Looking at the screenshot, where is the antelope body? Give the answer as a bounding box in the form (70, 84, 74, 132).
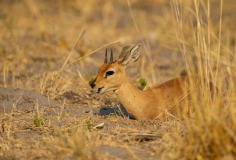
(90, 44, 211, 120)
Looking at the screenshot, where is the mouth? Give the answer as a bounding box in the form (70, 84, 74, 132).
(97, 87, 104, 94)
(96, 87, 117, 94)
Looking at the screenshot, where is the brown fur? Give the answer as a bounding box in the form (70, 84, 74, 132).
(91, 45, 216, 120)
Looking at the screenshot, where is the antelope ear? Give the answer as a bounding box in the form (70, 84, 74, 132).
(117, 44, 141, 65)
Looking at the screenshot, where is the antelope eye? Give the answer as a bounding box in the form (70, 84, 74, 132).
(105, 71, 114, 77)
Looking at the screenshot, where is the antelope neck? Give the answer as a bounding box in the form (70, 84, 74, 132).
(114, 72, 147, 119)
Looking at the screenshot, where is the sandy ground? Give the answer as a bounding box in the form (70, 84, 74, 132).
(0, 87, 173, 159)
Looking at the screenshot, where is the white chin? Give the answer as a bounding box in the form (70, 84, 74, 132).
(97, 88, 105, 94)
(97, 88, 116, 94)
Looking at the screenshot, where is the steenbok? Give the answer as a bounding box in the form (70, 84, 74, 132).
(90, 44, 216, 120)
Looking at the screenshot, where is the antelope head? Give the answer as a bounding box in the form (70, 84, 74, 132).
(90, 44, 141, 94)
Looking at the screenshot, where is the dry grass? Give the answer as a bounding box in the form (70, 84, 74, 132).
(0, 0, 236, 159)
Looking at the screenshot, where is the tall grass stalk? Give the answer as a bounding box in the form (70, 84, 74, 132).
(168, 0, 236, 159)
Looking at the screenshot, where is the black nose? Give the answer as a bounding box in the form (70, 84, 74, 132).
(91, 83, 95, 88)
(90, 81, 96, 88)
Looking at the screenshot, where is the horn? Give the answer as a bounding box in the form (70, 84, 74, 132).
(110, 49, 113, 64)
(104, 49, 108, 63)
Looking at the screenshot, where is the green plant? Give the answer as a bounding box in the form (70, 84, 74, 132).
(137, 78, 147, 90)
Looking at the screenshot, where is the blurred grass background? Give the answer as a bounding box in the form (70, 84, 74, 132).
(0, 0, 236, 90)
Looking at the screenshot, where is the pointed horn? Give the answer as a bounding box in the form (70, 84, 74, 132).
(104, 49, 107, 63)
(110, 49, 113, 64)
